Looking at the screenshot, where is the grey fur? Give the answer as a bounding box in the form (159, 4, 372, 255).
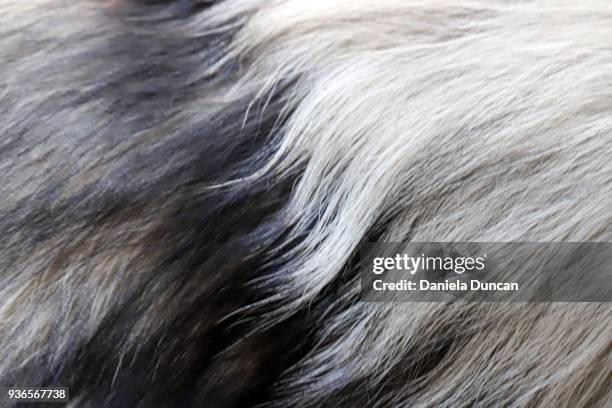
(0, 1, 610, 407)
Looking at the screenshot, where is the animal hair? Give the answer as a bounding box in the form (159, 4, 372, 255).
(0, 0, 610, 407)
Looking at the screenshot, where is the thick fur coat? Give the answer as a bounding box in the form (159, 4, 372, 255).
(0, 1, 610, 407)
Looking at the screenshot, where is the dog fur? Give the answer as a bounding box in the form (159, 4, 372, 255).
(0, 0, 610, 407)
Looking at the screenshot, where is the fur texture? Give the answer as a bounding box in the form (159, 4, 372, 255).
(0, 0, 610, 407)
